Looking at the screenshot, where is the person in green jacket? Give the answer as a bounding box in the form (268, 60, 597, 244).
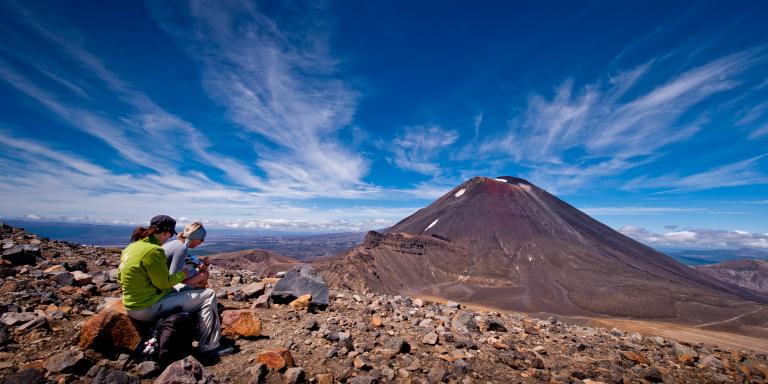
(118, 215, 232, 357)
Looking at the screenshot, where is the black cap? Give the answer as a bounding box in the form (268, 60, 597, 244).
(150, 215, 177, 235)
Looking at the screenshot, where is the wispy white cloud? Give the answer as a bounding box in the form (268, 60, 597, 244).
(749, 123, 768, 140)
(622, 154, 768, 193)
(620, 225, 768, 250)
(147, 1, 370, 197)
(580, 207, 701, 215)
(389, 125, 459, 175)
(472, 49, 765, 193)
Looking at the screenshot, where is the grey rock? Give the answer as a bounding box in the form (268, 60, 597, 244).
(2, 368, 45, 384)
(44, 349, 90, 374)
(52, 272, 76, 286)
(699, 355, 724, 370)
(137, 361, 160, 378)
(486, 319, 507, 332)
(1, 245, 38, 266)
(422, 332, 438, 345)
(96, 370, 140, 384)
(348, 375, 377, 384)
(384, 338, 411, 354)
(283, 367, 305, 384)
(100, 283, 120, 292)
(154, 356, 216, 384)
(271, 265, 329, 308)
(249, 362, 267, 383)
(427, 362, 448, 383)
(241, 282, 266, 298)
(643, 367, 663, 383)
(0, 323, 11, 345)
(451, 311, 479, 334)
(1, 311, 37, 326)
(453, 358, 470, 375)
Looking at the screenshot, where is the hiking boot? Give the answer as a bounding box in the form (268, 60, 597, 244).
(200, 346, 234, 359)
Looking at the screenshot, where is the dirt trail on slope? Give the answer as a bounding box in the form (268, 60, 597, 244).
(413, 294, 768, 354)
(589, 317, 768, 354)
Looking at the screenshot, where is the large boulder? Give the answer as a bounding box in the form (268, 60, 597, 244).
(220, 310, 262, 339)
(78, 300, 143, 354)
(1, 245, 39, 266)
(270, 265, 329, 309)
(154, 356, 216, 384)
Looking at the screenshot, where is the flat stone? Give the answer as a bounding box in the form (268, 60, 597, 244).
(44, 349, 89, 374)
(136, 361, 160, 378)
(44, 265, 67, 275)
(241, 282, 266, 298)
(1, 312, 37, 326)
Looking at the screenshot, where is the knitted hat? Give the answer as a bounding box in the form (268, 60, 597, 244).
(181, 222, 206, 246)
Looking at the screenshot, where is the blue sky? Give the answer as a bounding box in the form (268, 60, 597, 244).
(0, 1, 767, 250)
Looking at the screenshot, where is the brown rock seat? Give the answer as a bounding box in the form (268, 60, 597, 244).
(78, 300, 145, 354)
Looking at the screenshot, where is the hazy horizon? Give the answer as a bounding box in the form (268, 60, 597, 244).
(1, 1, 767, 251)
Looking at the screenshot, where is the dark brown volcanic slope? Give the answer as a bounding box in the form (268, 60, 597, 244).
(696, 259, 768, 294)
(317, 176, 768, 330)
(210, 248, 300, 276)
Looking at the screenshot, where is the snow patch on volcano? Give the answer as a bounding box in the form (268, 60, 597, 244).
(425, 219, 439, 231)
(494, 178, 508, 182)
(454, 188, 466, 197)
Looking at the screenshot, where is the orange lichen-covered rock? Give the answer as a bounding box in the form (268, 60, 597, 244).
(288, 294, 312, 311)
(78, 300, 141, 353)
(255, 348, 294, 372)
(220, 310, 262, 339)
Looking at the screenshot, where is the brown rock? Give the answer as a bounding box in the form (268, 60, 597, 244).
(77, 300, 142, 353)
(256, 349, 294, 372)
(0, 280, 18, 293)
(316, 373, 334, 384)
(44, 349, 88, 374)
(252, 293, 270, 309)
(289, 294, 312, 311)
(221, 310, 262, 339)
(58, 286, 80, 296)
(620, 351, 649, 365)
(370, 315, 383, 328)
(71, 270, 92, 286)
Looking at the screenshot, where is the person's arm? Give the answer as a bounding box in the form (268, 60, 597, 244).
(183, 270, 209, 287)
(167, 244, 187, 275)
(143, 249, 185, 290)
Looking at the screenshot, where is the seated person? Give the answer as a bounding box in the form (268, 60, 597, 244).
(117, 215, 232, 357)
(163, 221, 209, 288)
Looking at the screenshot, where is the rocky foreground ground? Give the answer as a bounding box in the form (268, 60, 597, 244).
(1, 223, 768, 384)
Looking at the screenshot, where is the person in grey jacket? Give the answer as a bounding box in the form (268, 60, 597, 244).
(163, 221, 209, 288)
